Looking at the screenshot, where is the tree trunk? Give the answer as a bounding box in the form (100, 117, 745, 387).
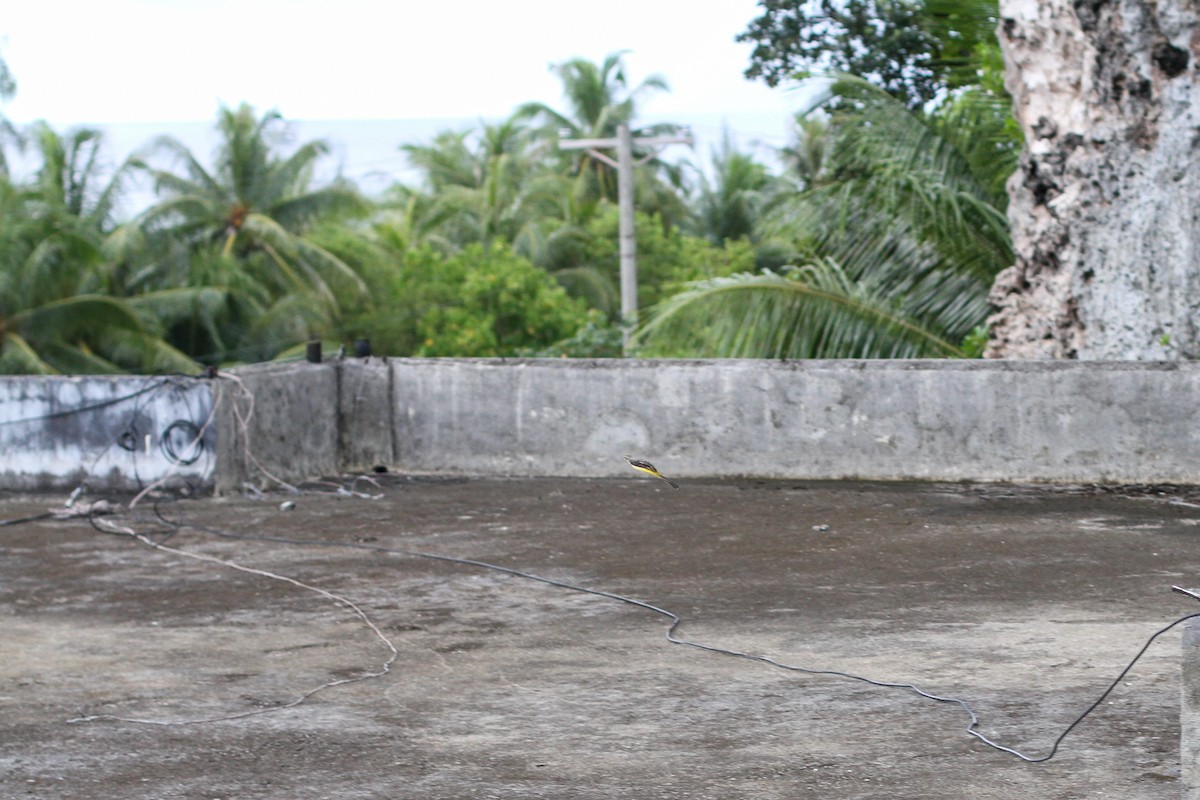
(987, 0, 1200, 359)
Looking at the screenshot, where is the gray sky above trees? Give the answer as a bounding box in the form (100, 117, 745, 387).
(2, 0, 786, 125)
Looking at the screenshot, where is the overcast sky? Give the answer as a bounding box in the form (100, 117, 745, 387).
(1, 0, 792, 126)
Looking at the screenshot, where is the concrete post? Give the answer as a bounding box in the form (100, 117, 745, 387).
(557, 127, 690, 354)
(1183, 618, 1200, 799)
(337, 358, 394, 473)
(615, 122, 637, 350)
(213, 362, 339, 494)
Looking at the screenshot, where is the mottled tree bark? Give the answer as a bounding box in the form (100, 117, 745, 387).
(988, 0, 1200, 359)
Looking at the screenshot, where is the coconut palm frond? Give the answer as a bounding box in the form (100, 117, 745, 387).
(31, 340, 123, 375)
(637, 263, 964, 359)
(90, 326, 201, 374)
(0, 332, 56, 375)
(550, 265, 619, 316)
(662, 72, 1017, 359)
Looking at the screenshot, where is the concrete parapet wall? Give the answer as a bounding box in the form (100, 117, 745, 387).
(213, 362, 340, 495)
(0, 375, 215, 491)
(5, 358, 1200, 491)
(337, 358, 395, 473)
(384, 358, 1200, 484)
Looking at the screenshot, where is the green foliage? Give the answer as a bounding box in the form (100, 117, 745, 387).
(329, 237, 590, 358)
(518, 50, 686, 214)
(410, 244, 588, 356)
(0, 24, 1019, 371)
(738, 0, 1003, 109)
(922, 0, 1008, 95)
(636, 262, 966, 359)
(0, 125, 198, 374)
(638, 75, 1015, 359)
(691, 128, 778, 245)
(960, 325, 989, 358)
(398, 114, 576, 256)
(0, 46, 16, 178)
(1, 291, 197, 375)
(581, 208, 758, 313)
(127, 103, 370, 364)
(521, 310, 625, 358)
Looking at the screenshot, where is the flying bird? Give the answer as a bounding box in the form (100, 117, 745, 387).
(624, 455, 679, 489)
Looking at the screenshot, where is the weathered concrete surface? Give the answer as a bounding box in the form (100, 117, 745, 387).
(337, 357, 394, 473)
(385, 358, 1200, 484)
(1184, 621, 1200, 799)
(2, 478, 1199, 799)
(214, 363, 339, 494)
(0, 376, 214, 491)
(9, 358, 1200, 494)
(990, 0, 1200, 359)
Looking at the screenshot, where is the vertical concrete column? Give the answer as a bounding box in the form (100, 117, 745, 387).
(1183, 618, 1200, 799)
(213, 363, 340, 494)
(337, 358, 395, 473)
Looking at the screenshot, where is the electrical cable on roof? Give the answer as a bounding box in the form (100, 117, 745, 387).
(0, 378, 177, 427)
(52, 497, 1197, 763)
(65, 512, 398, 727)
(0, 512, 55, 527)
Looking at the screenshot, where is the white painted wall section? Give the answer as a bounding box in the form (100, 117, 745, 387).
(0, 376, 216, 491)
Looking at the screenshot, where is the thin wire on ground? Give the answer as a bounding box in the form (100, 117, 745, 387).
(41, 497, 1200, 763)
(65, 513, 398, 727)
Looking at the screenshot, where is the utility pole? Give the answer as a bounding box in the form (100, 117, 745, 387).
(559, 124, 692, 352)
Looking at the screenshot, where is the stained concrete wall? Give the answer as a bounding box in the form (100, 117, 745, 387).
(337, 357, 395, 473)
(380, 358, 1200, 484)
(0, 375, 215, 491)
(7, 357, 1200, 492)
(213, 362, 340, 495)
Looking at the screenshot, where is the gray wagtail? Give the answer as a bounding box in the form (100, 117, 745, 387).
(624, 455, 679, 489)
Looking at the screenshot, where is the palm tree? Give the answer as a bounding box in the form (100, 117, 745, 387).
(0, 46, 18, 178)
(130, 103, 369, 363)
(778, 116, 831, 191)
(373, 184, 460, 255)
(636, 76, 1018, 359)
(518, 51, 683, 209)
(514, 52, 703, 318)
(395, 114, 619, 314)
(691, 128, 778, 246)
(399, 114, 566, 253)
(0, 124, 197, 374)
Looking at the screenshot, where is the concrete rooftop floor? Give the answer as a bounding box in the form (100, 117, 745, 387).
(3, 476, 1200, 799)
